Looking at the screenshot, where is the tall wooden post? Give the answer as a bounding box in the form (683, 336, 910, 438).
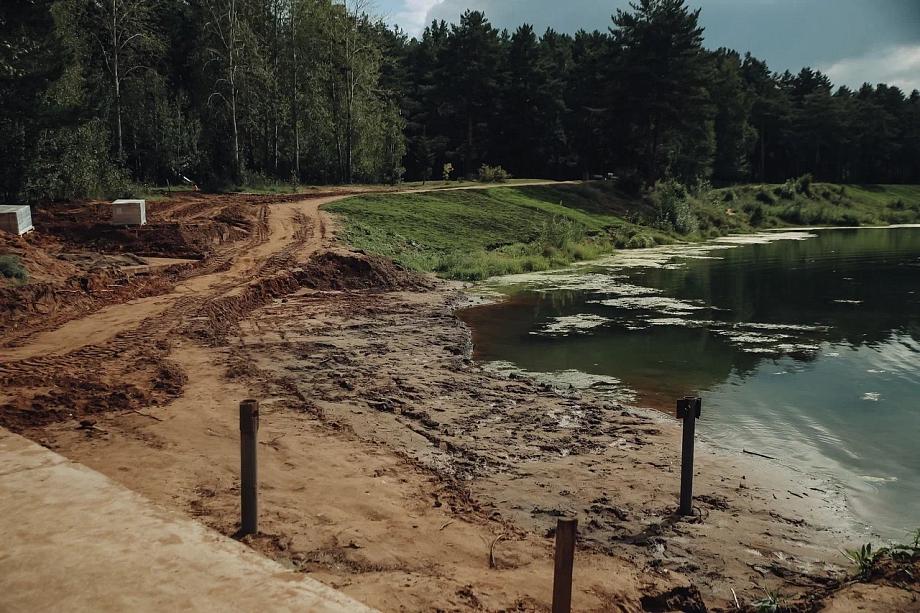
(240, 399, 260, 535)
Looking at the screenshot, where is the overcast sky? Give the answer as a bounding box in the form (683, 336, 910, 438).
(377, 0, 920, 93)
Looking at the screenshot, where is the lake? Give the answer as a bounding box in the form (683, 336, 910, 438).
(458, 227, 920, 538)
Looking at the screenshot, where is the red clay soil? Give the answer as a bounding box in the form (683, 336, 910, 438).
(0, 193, 279, 343)
(32, 203, 246, 259)
(0, 268, 180, 340)
(27, 191, 381, 259)
(0, 232, 80, 284)
(0, 248, 424, 433)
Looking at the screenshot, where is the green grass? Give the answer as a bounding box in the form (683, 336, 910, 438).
(0, 254, 29, 284)
(716, 183, 920, 229)
(325, 183, 672, 280)
(325, 180, 920, 281)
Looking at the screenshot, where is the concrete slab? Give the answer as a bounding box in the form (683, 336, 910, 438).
(0, 429, 377, 613)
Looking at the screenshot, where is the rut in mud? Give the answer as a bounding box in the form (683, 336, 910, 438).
(0, 249, 421, 432)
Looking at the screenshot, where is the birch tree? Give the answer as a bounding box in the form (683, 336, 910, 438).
(332, 0, 379, 183)
(89, 0, 163, 162)
(201, 0, 256, 178)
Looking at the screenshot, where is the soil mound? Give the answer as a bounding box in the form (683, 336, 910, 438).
(795, 557, 920, 613)
(0, 355, 185, 432)
(298, 251, 430, 292)
(190, 251, 430, 342)
(0, 233, 80, 285)
(39, 221, 238, 259)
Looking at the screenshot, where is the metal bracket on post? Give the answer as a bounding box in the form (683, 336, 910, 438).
(240, 399, 260, 536)
(676, 396, 701, 517)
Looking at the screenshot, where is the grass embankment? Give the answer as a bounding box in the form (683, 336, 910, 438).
(326, 183, 671, 280)
(717, 182, 920, 229)
(326, 180, 920, 281)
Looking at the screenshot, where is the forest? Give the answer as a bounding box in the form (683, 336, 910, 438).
(2, 0, 919, 203)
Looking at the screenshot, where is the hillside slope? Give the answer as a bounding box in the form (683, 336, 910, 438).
(325, 181, 920, 280)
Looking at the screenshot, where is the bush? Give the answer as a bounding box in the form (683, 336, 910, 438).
(749, 204, 765, 227)
(234, 169, 291, 193)
(537, 215, 586, 250)
(0, 255, 28, 284)
(777, 179, 797, 200)
(840, 213, 861, 226)
(755, 189, 776, 205)
(691, 178, 714, 201)
(888, 199, 906, 210)
(795, 173, 814, 196)
(610, 226, 658, 249)
(626, 233, 657, 249)
(654, 179, 699, 235)
(723, 190, 736, 202)
(477, 164, 510, 183)
(442, 163, 453, 182)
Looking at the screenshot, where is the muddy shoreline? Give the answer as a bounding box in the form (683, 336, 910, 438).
(233, 280, 865, 607)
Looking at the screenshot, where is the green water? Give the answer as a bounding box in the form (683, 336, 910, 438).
(458, 227, 920, 537)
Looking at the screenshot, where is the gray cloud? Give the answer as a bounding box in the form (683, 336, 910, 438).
(824, 44, 920, 93)
(420, 0, 920, 78)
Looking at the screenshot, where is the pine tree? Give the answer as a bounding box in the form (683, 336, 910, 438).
(441, 11, 503, 176)
(0, 0, 72, 201)
(710, 49, 757, 182)
(610, 0, 715, 182)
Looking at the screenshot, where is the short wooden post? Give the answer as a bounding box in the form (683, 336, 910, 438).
(552, 518, 578, 613)
(240, 399, 260, 535)
(677, 396, 702, 517)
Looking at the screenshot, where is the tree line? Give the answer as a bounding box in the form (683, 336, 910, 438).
(1, 0, 405, 201)
(2, 0, 919, 203)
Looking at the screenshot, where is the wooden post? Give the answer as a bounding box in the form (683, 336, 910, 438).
(240, 399, 259, 535)
(552, 518, 578, 613)
(677, 396, 702, 517)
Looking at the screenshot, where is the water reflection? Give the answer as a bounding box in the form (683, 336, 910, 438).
(458, 227, 920, 536)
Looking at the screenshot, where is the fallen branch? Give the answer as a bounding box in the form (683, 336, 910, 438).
(259, 433, 287, 447)
(438, 521, 454, 531)
(129, 409, 163, 422)
(743, 449, 776, 460)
